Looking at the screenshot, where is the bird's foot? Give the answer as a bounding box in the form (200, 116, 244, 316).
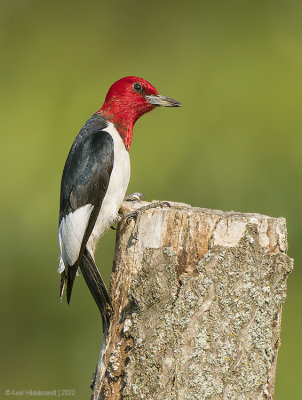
(123, 201, 171, 240)
(124, 192, 145, 202)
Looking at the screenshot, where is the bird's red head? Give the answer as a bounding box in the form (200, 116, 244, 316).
(98, 76, 181, 150)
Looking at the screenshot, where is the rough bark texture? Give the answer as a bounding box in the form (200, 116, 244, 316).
(92, 201, 293, 400)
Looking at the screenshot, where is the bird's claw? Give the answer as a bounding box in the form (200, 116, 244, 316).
(131, 231, 138, 241)
(124, 211, 140, 239)
(124, 192, 146, 202)
(126, 211, 138, 225)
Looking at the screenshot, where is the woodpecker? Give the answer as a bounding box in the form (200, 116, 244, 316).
(58, 76, 181, 331)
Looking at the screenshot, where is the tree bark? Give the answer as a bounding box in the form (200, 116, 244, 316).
(91, 201, 293, 400)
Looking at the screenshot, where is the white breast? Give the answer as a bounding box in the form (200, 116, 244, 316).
(87, 121, 130, 255)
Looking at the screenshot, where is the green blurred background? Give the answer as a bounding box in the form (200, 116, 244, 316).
(0, 0, 301, 398)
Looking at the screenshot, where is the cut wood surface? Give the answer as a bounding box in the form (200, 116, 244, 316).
(91, 201, 293, 400)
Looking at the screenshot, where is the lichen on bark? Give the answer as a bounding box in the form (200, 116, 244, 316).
(92, 202, 293, 400)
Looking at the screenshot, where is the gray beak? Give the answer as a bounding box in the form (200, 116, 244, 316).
(145, 94, 182, 107)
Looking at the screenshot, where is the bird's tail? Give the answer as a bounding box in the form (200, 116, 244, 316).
(80, 248, 112, 334)
(60, 265, 78, 304)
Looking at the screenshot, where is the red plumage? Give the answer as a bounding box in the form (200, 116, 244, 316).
(99, 76, 159, 150)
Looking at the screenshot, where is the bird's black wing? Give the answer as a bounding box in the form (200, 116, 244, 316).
(58, 120, 114, 302)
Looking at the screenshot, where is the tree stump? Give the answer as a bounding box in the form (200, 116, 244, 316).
(91, 201, 293, 400)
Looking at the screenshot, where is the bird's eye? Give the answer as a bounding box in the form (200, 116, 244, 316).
(133, 83, 143, 93)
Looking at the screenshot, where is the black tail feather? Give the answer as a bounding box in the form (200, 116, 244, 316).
(59, 266, 77, 302)
(66, 265, 78, 304)
(80, 248, 112, 333)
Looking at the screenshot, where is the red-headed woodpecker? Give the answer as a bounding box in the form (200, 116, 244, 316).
(58, 76, 181, 330)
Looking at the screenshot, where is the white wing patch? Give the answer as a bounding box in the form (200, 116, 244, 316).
(58, 204, 94, 270)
